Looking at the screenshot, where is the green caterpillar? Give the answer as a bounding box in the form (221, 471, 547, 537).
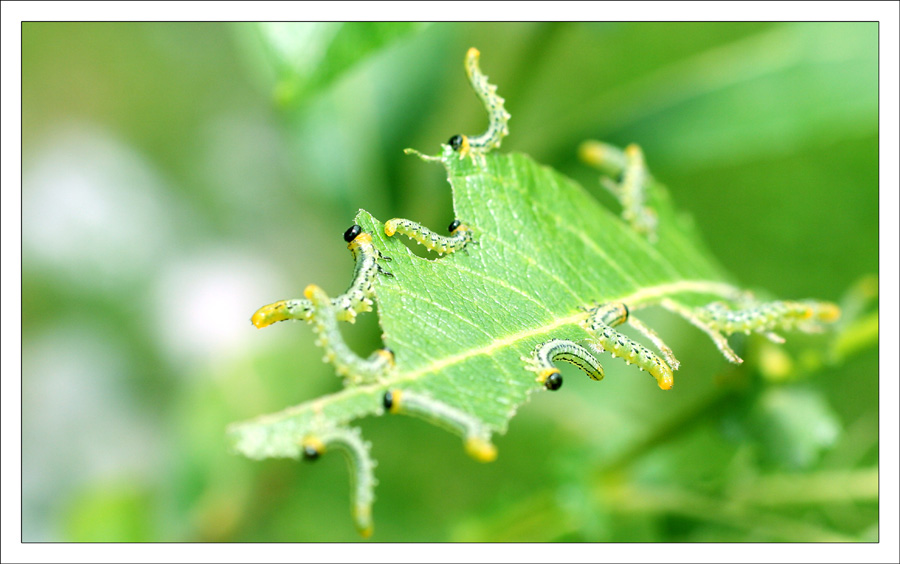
(382, 389, 496, 462)
(304, 284, 394, 385)
(447, 47, 511, 159)
(523, 339, 605, 391)
(384, 218, 473, 255)
(584, 302, 674, 390)
(251, 225, 389, 327)
(301, 426, 377, 538)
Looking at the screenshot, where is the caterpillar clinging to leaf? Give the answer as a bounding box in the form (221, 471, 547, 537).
(382, 389, 497, 462)
(235, 45, 844, 540)
(384, 218, 474, 255)
(696, 299, 841, 336)
(251, 225, 390, 327)
(447, 47, 511, 159)
(579, 141, 658, 242)
(583, 302, 675, 390)
(523, 339, 605, 390)
(301, 426, 377, 538)
(304, 283, 395, 385)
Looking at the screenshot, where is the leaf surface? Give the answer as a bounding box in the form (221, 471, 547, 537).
(228, 146, 741, 459)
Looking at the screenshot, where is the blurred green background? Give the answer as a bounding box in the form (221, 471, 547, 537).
(22, 22, 878, 542)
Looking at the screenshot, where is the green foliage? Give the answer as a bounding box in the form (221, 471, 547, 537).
(229, 144, 740, 455)
(61, 482, 155, 542)
(229, 33, 873, 537)
(241, 22, 425, 108)
(21, 22, 878, 543)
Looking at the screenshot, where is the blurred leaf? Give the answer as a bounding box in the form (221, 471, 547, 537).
(755, 342, 796, 382)
(551, 22, 877, 169)
(62, 482, 154, 542)
(250, 22, 425, 108)
(748, 386, 842, 470)
(832, 311, 879, 362)
(832, 274, 879, 362)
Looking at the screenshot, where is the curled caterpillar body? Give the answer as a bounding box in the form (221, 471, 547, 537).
(448, 47, 510, 159)
(382, 389, 496, 462)
(384, 218, 473, 255)
(696, 300, 841, 335)
(523, 339, 605, 390)
(579, 141, 657, 241)
(584, 303, 674, 390)
(250, 225, 387, 328)
(618, 145, 657, 239)
(304, 284, 394, 384)
(337, 226, 388, 317)
(301, 426, 376, 537)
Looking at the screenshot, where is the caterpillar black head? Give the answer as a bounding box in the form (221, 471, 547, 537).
(545, 372, 563, 391)
(448, 219, 461, 233)
(302, 444, 321, 461)
(382, 390, 395, 411)
(448, 134, 465, 152)
(344, 224, 362, 243)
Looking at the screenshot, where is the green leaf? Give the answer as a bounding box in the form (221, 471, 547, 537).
(247, 22, 425, 108)
(748, 386, 841, 470)
(227, 45, 843, 536)
(228, 145, 742, 460)
(543, 22, 877, 168)
(62, 482, 155, 542)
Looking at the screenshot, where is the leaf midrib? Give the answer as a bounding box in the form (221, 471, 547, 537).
(233, 279, 739, 431)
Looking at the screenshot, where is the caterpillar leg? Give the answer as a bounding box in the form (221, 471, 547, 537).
(305, 284, 394, 385)
(384, 218, 473, 255)
(522, 339, 605, 391)
(583, 302, 675, 390)
(382, 389, 497, 462)
(301, 426, 377, 538)
(250, 225, 387, 328)
(446, 48, 510, 160)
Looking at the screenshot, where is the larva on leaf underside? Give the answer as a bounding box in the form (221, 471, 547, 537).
(697, 300, 841, 336)
(523, 339, 604, 391)
(301, 426, 377, 538)
(382, 389, 497, 463)
(524, 302, 678, 392)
